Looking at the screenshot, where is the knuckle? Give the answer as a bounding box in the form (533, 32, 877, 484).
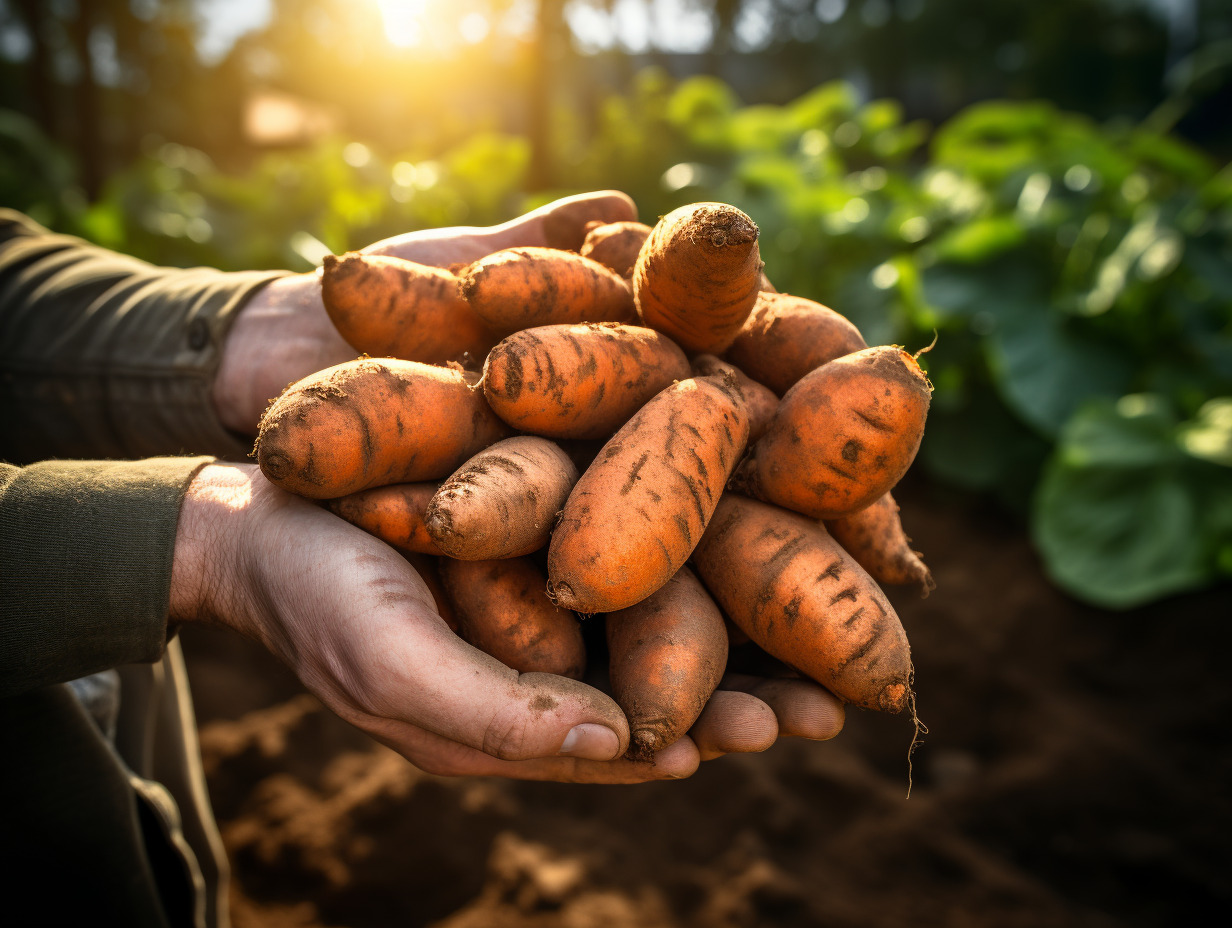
(481, 704, 535, 761)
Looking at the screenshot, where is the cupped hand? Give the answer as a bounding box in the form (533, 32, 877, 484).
(171, 464, 844, 783)
(212, 191, 638, 436)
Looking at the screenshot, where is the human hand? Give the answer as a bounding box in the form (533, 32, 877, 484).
(211, 191, 638, 436)
(171, 464, 844, 782)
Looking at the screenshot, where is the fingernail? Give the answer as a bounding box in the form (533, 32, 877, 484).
(558, 723, 621, 760)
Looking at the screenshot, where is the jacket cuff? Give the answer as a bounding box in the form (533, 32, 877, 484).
(0, 456, 212, 697)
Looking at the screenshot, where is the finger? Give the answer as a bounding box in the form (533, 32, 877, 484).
(721, 674, 846, 741)
(688, 689, 779, 762)
(264, 503, 632, 764)
(361, 191, 638, 266)
(362, 715, 701, 783)
(525, 190, 639, 250)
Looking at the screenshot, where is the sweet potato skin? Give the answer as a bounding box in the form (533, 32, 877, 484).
(425, 436, 579, 560)
(690, 354, 779, 444)
(633, 202, 762, 354)
(328, 482, 442, 554)
(733, 346, 931, 519)
(255, 359, 512, 499)
(460, 247, 636, 332)
(439, 556, 585, 679)
(724, 292, 867, 396)
(606, 567, 728, 760)
(693, 494, 912, 714)
(321, 252, 496, 366)
(579, 221, 652, 278)
(825, 492, 935, 596)
(547, 373, 750, 613)
(482, 323, 691, 440)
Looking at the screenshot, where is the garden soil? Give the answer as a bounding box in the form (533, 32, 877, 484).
(181, 479, 1231, 928)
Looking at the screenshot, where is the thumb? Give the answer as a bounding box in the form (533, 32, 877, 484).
(356, 616, 632, 763)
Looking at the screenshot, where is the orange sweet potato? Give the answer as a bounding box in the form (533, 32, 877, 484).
(328, 482, 442, 554)
(690, 354, 779, 444)
(481, 323, 691, 439)
(439, 556, 585, 679)
(579, 221, 652, 278)
(724, 291, 867, 396)
(547, 373, 750, 613)
(460, 247, 636, 332)
(693, 494, 912, 714)
(732, 346, 931, 519)
(321, 252, 496, 366)
(255, 359, 512, 499)
(825, 492, 935, 596)
(606, 566, 728, 760)
(633, 202, 762, 354)
(424, 436, 579, 559)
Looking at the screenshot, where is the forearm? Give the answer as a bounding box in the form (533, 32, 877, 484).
(0, 210, 287, 463)
(0, 456, 212, 697)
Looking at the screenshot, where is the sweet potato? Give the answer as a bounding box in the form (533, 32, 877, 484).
(460, 247, 636, 332)
(606, 567, 728, 760)
(547, 373, 750, 613)
(633, 202, 762, 354)
(255, 359, 512, 499)
(425, 436, 579, 559)
(328, 482, 442, 554)
(321, 252, 496, 366)
(724, 292, 867, 396)
(439, 557, 585, 679)
(482, 323, 691, 439)
(825, 492, 935, 596)
(579, 221, 652, 278)
(732, 346, 931, 519)
(690, 354, 778, 443)
(693, 494, 912, 714)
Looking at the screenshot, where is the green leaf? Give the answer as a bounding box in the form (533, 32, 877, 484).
(932, 217, 1025, 263)
(1033, 459, 1210, 609)
(1178, 397, 1232, 466)
(985, 305, 1135, 437)
(1058, 395, 1180, 469)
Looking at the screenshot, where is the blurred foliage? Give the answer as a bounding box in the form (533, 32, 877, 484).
(2, 70, 1231, 609)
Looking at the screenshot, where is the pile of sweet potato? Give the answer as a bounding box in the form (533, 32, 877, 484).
(255, 202, 933, 760)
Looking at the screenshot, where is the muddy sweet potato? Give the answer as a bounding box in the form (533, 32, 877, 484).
(255, 359, 512, 499)
(693, 494, 912, 714)
(481, 323, 691, 439)
(579, 221, 653, 278)
(439, 557, 585, 679)
(460, 247, 635, 332)
(731, 346, 931, 519)
(825, 492, 935, 596)
(724, 292, 867, 396)
(633, 203, 762, 354)
(328, 482, 442, 554)
(321, 252, 496, 366)
(606, 567, 728, 760)
(425, 437, 579, 560)
(547, 373, 750, 613)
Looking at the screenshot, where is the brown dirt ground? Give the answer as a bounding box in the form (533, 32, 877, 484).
(180, 480, 1232, 928)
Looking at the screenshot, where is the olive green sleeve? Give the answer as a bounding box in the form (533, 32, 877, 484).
(0, 209, 289, 465)
(0, 456, 212, 698)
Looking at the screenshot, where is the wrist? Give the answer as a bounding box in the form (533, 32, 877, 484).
(212, 272, 353, 436)
(169, 463, 260, 631)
